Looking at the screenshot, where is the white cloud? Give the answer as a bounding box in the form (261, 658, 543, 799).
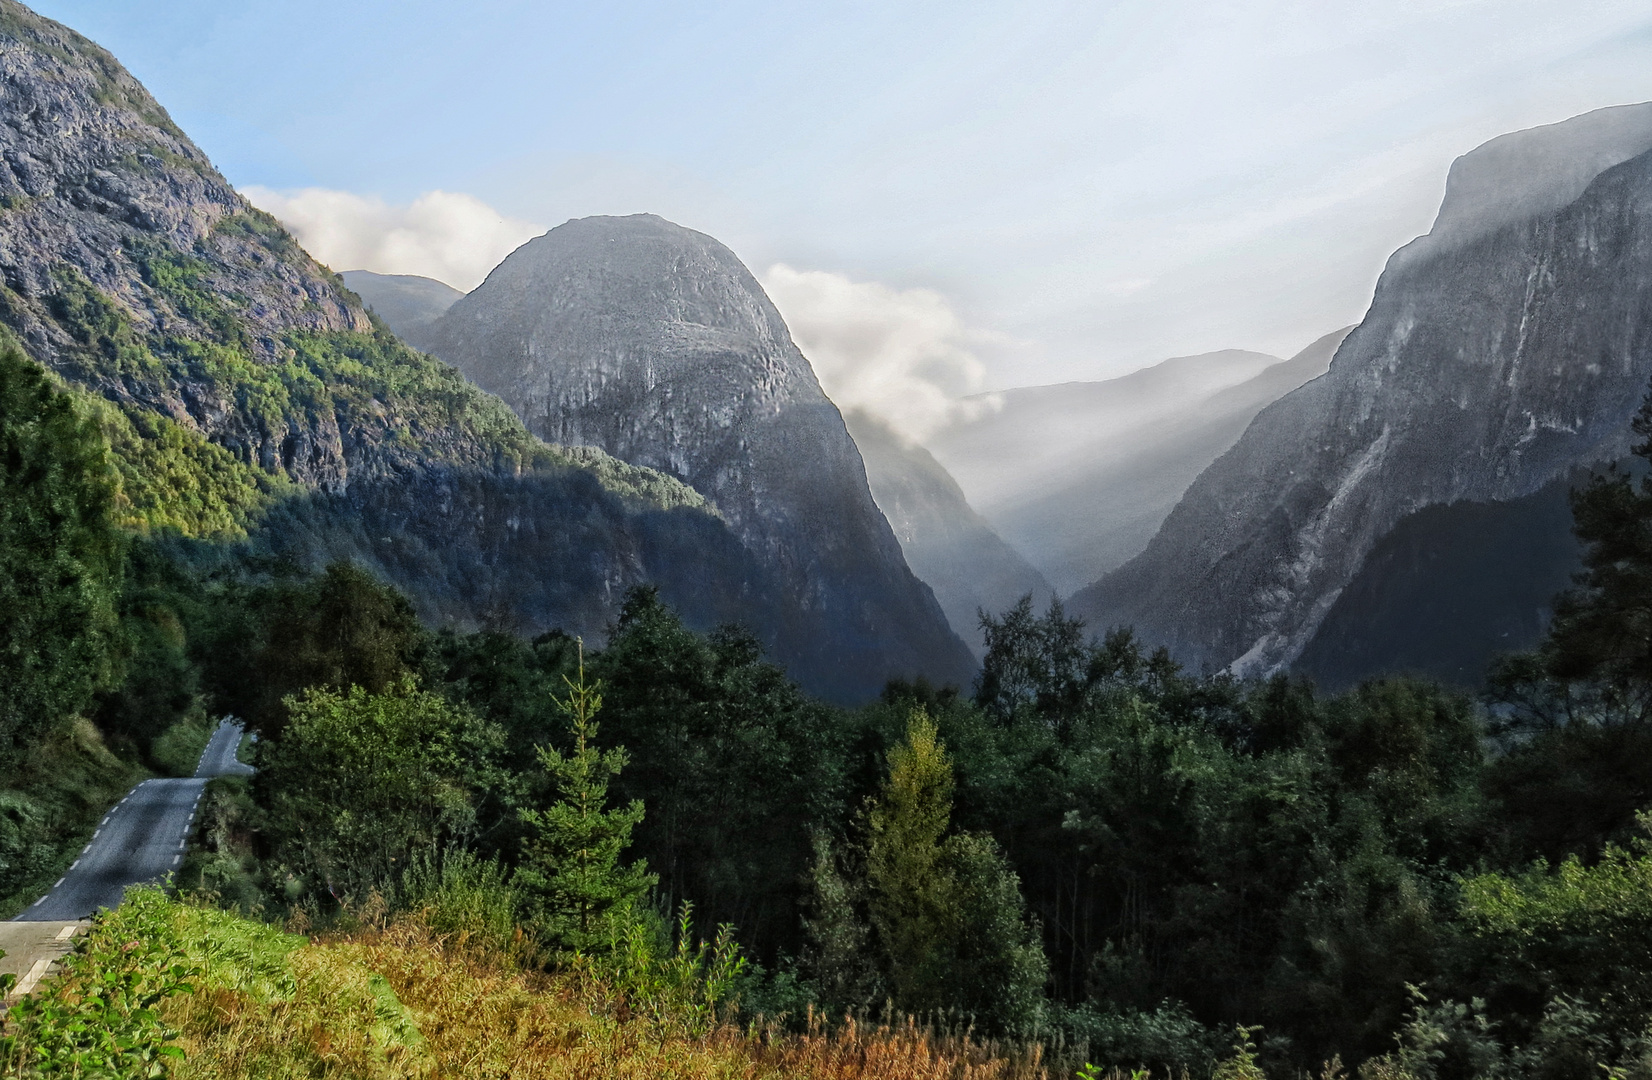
(239, 187, 543, 291)
(763, 264, 1000, 444)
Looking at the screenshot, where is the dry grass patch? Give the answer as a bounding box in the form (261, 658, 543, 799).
(168, 915, 1051, 1080)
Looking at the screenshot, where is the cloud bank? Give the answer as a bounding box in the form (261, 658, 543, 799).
(240, 187, 542, 291)
(763, 264, 999, 445)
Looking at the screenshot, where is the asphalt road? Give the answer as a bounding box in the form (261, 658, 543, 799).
(14, 719, 252, 923)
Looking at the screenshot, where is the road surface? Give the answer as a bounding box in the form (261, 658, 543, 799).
(2, 719, 252, 987)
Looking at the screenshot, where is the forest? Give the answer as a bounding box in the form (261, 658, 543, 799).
(6, 334, 1652, 1080)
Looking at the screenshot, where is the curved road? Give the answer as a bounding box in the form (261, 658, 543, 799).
(18, 719, 252, 922)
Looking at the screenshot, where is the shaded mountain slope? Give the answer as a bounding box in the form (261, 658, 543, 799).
(0, 0, 867, 694)
(843, 409, 1052, 655)
(421, 214, 976, 695)
(1073, 103, 1652, 677)
(1293, 478, 1582, 691)
(340, 270, 463, 348)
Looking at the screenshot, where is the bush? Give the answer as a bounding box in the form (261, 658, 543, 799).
(0, 885, 198, 1078)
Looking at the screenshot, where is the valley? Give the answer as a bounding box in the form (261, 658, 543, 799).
(1, 2, 1651, 1078)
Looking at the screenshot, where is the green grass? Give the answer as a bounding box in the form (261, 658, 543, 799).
(1, 890, 1058, 1080)
(150, 712, 217, 778)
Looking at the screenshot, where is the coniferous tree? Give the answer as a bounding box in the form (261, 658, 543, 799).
(519, 643, 655, 954)
(862, 708, 1048, 1034)
(1540, 379, 1652, 716)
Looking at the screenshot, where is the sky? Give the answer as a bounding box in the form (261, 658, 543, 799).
(29, 0, 1652, 400)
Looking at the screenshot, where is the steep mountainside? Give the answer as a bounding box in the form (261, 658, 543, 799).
(927, 341, 1341, 594)
(340, 270, 462, 347)
(1072, 103, 1652, 676)
(843, 409, 1052, 655)
(422, 214, 976, 694)
(0, 0, 871, 696)
(1293, 479, 1582, 690)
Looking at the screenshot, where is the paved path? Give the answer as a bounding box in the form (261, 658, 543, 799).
(2, 720, 253, 987)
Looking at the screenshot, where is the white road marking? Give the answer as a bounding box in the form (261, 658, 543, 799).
(52, 878, 63, 888)
(54, 925, 76, 940)
(13, 956, 54, 997)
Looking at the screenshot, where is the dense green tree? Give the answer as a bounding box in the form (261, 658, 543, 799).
(205, 560, 428, 736)
(92, 538, 205, 759)
(518, 646, 655, 954)
(1539, 384, 1652, 711)
(592, 586, 849, 957)
(862, 709, 1048, 1034)
(1461, 823, 1652, 1033)
(0, 347, 125, 759)
(259, 678, 502, 902)
(1482, 380, 1652, 862)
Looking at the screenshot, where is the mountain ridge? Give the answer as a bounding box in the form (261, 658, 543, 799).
(1071, 103, 1652, 677)
(926, 338, 1341, 594)
(0, 0, 918, 702)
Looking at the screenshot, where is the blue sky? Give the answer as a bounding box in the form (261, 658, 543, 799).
(29, 0, 1652, 392)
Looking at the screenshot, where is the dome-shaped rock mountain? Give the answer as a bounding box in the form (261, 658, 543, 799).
(423, 214, 977, 698)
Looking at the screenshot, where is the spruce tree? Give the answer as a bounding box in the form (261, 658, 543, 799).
(519, 642, 655, 954)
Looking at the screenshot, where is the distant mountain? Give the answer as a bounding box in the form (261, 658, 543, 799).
(0, 0, 871, 696)
(340, 270, 463, 346)
(843, 409, 1053, 655)
(421, 214, 977, 697)
(1072, 102, 1652, 682)
(927, 341, 1342, 595)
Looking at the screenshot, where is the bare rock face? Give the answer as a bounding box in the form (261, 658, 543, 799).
(0, 1, 376, 490)
(1071, 103, 1652, 677)
(423, 214, 977, 695)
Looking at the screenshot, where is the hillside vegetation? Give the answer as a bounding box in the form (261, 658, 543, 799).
(11, 372, 1652, 1080)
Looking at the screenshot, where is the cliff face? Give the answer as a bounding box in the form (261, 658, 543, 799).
(422, 214, 977, 695)
(843, 409, 1052, 656)
(1071, 103, 1652, 676)
(0, 0, 854, 685)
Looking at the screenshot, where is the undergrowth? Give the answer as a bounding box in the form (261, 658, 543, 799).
(0, 718, 147, 917)
(148, 711, 216, 779)
(0, 886, 1079, 1080)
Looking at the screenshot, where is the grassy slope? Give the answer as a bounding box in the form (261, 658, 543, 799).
(4, 892, 1053, 1079)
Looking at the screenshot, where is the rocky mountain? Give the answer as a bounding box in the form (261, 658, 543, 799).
(340, 270, 462, 347)
(842, 409, 1052, 655)
(0, 0, 907, 701)
(420, 213, 977, 694)
(926, 341, 1342, 594)
(1072, 102, 1652, 680)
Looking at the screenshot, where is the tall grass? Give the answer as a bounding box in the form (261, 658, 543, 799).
(2, 885, 1172, 1079)
(168, 916, 1058, 1079)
